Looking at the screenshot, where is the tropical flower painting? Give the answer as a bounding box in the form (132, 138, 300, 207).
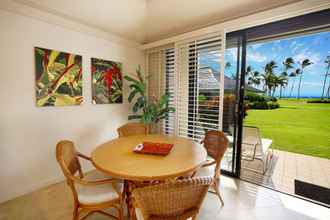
(35, 47, 83, 107)
(91, 58, 123, 104)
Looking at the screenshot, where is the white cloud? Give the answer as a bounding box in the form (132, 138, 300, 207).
(293, 51, 321, 64)
(247, 52, 267, 63)
(226, 48, 237, 60)
(289, 40, 305, 54)
(249, 43, 263, 50)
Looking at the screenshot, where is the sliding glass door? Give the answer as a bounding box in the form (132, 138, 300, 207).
(221, 32, 247, 176)
(230, 9, 330, 206)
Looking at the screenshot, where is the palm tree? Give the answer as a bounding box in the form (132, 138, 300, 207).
(268, 75, 287, 97)
(245, 65, 252, 75)
(271, 75, 279, 97)
(262, 61, 277, 96)
(279, 72, 287, 98)
(297, 59, 313, 99)
(283, 57, 295, 70)
(225, 62, 235, 79)
(245, 65, 261, 88)
(281, 57, 294, 97)
(289, 68, 300, 97)
(225, 61, 232, 69)
(277, 75, 288, 97)
(248, 71, 261, 88)
(321, 56, 330, 99)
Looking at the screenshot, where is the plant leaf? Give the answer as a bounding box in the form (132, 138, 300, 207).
(133, 96, 145, 113)
(124, 75, 140, 84)
(128, 115, 142, 120)
(128, 89, 139, 103)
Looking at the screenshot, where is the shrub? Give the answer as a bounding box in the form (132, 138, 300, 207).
(248, 101, 280, 110)
(268, 97, 278, 102)
(245, 92, 279, 110)
(245, 92, 266, 102)
(268, 101, 280, 109)
(248, 101, 268, 109)
(245, 92, 277, 102)
(307, 99, 330, 104)
(198, 94, 207, 103)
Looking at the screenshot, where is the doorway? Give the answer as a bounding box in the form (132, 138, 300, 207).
(223, 9, 330, 206)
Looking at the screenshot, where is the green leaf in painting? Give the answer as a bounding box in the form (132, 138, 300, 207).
(54, 94, 78, 106)
(37, 94, 51, 107)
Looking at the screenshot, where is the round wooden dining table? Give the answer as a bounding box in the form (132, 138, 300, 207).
(91, 134, 207, 181)
(91, 134, 207, 219)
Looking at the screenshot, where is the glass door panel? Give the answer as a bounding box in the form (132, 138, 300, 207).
(221, 33, 246, 176)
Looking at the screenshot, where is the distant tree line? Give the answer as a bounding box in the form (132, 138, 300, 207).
(226, 55, 330, 99)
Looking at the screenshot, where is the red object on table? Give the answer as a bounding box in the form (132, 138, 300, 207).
(133, 142, 174, 156)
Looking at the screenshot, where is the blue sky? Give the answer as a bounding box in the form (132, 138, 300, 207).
(200, 31, 330, 97)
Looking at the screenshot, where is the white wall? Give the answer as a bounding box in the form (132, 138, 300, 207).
(0, 9, 145, 203)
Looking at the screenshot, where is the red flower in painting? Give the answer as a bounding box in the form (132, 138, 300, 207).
(104, 64, 121, 90)
(104, 69, 113, 90)
(91, 65, 96, 74)
(112, 64, 122, 80)
(43, 50, 49, 69)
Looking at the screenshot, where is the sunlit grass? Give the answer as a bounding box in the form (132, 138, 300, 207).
(244, 99, 330, 159)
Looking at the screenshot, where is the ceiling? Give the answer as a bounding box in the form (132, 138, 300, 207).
(11, 0, 301, 44)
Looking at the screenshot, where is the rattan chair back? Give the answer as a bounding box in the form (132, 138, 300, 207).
(117, 122, 148, 137)
(202, 130, 229, 163)
(132, 177, 213, 220)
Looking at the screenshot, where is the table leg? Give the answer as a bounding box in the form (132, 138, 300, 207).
(124, 180, 137, 220)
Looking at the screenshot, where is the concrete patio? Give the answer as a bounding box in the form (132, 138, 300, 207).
(240, 149, 330, 197)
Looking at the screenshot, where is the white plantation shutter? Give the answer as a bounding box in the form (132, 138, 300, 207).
(147, 51, 162, 101)
(147, 47, 175, 134)
(175, 33, 225, 141)
(164, 48, 175, 134)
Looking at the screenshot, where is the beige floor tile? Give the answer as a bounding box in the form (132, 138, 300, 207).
(1, 174, 329, 220)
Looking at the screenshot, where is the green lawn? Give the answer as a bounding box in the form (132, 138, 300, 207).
(244, 99, 330, 159)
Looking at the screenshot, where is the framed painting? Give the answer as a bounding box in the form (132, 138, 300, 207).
(35, 47, 83, 107)
(91, 58, 123, 104)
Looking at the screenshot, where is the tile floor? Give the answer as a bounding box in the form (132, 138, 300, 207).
(240, 150, 330, 196)
(0, 170, 329, 220)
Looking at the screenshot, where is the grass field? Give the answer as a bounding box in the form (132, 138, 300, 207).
(244, 99, 330, 159)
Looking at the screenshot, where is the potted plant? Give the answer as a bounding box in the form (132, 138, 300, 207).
(124, 67, 175, 133)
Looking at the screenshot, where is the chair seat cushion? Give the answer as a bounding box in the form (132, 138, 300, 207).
(194, 165, 215, 178)
(76, 171, 123, 205)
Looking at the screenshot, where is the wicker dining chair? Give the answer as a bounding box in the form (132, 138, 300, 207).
(56, 140, 124, 220)
(193, 130, 229, 206)
(132, 177, 213, 220)
(117, 122, 149, 137)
